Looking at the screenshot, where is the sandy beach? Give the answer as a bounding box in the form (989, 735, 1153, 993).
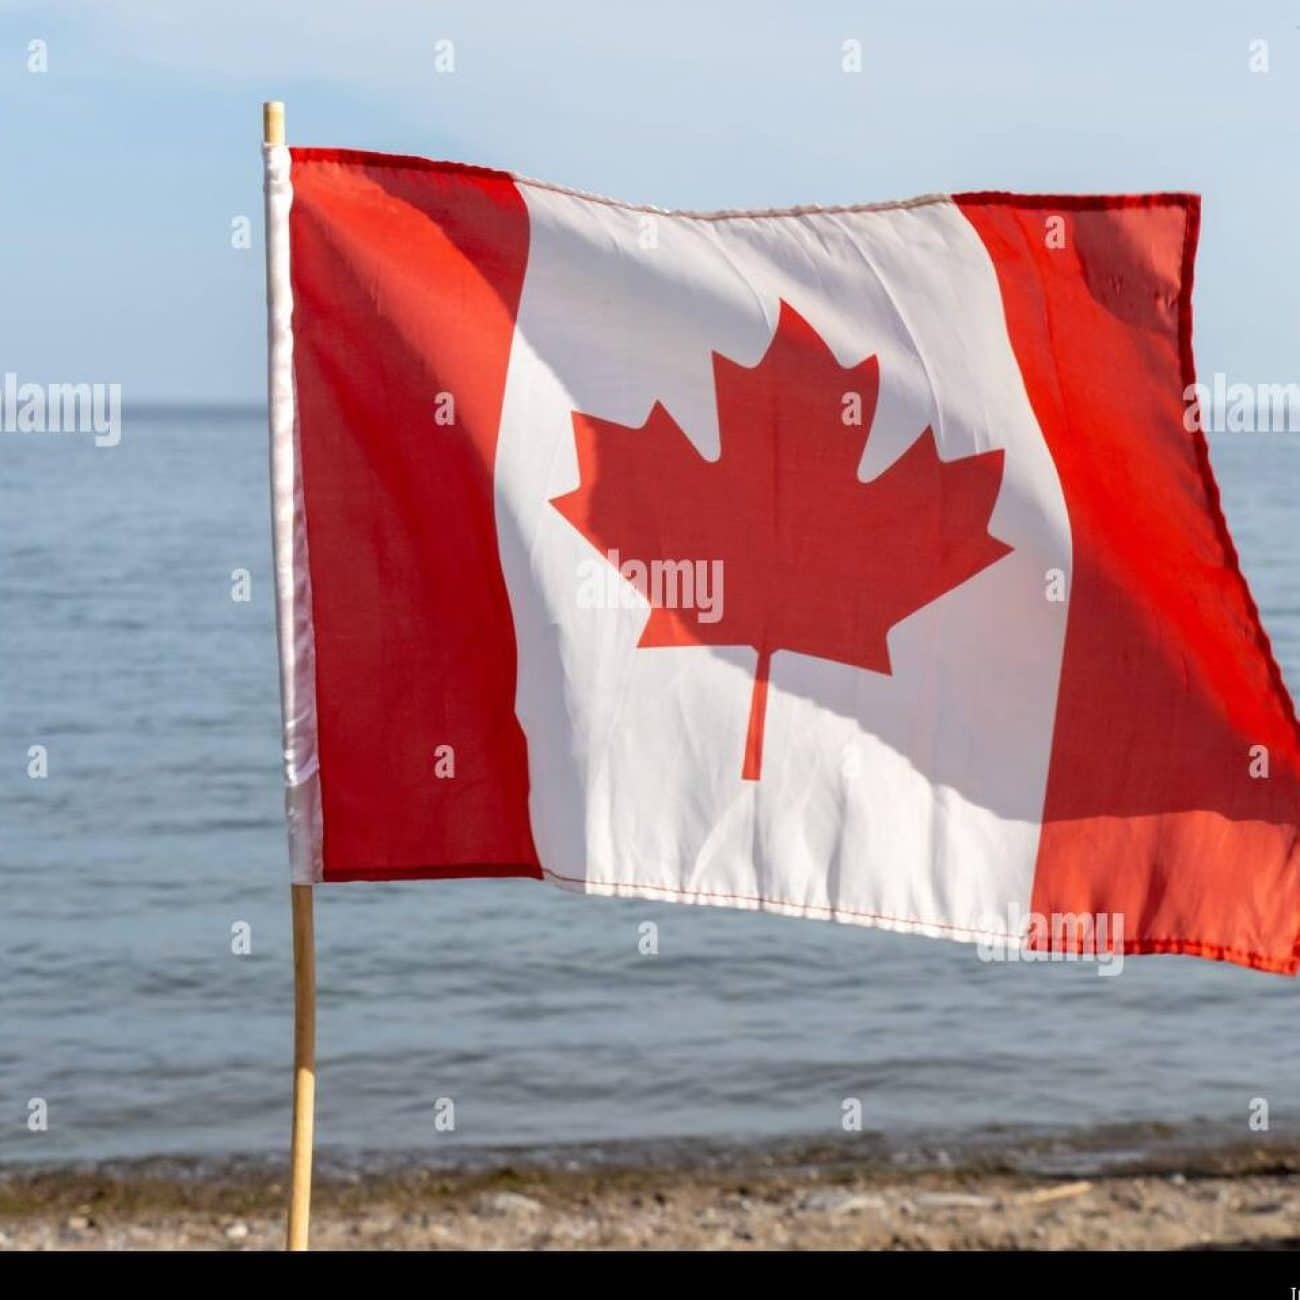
(4, 1141, 1298, 1251)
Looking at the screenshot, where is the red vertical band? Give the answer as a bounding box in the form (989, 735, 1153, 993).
(959, 192, 1300, 972)
(289, 150, 540, 882)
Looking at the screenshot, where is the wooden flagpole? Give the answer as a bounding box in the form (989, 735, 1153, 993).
(288, 879, 316, 1250)
(263, 97, 317, 1253)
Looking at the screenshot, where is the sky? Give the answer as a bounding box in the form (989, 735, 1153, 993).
(0, 0, 1296, 404)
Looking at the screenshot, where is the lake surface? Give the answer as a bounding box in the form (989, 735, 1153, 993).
(2, 413, 1299, 1169)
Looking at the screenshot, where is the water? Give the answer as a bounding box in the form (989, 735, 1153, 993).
(2, 413, 1299, 1170)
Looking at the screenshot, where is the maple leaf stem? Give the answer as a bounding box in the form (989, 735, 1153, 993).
(742, 647, 772, 782)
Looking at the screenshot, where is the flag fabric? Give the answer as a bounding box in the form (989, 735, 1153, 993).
(263, 145, 1300, 973)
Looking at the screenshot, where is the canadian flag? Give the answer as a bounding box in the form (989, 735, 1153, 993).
(265, 146, 1300, 973)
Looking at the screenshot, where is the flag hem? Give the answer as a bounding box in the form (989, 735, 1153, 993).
(287, 146, 952, 220)
(541, 870, 1298, 974)
(544, 868, 1024, 942)
(265, 142, 324, 884)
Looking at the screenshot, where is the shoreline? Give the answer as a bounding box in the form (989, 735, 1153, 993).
(4, 1135, 1298, 1250)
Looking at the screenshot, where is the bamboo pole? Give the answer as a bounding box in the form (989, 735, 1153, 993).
(263, 97, 317, 1253)
(263, 98, 285, 153)
(287, 881, 316, 1250)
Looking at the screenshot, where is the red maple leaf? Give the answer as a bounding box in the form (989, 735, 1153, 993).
(551, 300, 1012, 781)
